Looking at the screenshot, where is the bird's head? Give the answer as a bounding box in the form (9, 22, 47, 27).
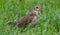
(32, 5, 42, 16)
(33, 5, 42, 11)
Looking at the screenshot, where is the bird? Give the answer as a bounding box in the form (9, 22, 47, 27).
(7, 5, 42, 28)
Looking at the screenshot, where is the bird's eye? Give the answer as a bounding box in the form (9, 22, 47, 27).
(36, 7, 38, 9)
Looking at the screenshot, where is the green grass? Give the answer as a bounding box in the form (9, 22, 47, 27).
(0, 0, 60, 35)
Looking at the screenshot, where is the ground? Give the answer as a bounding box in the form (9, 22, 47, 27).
(0, 0, 60, 35)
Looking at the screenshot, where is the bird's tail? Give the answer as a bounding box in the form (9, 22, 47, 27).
(7, 20, 18, 25)
(7, 21, 16, 25)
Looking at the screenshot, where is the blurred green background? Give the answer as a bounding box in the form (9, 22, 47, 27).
(0, 0, 60, 35)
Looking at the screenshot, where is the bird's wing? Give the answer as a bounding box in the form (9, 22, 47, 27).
(18, 15, 34, 27)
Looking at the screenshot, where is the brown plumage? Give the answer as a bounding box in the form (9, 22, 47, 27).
(7, 5, 42, 28)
